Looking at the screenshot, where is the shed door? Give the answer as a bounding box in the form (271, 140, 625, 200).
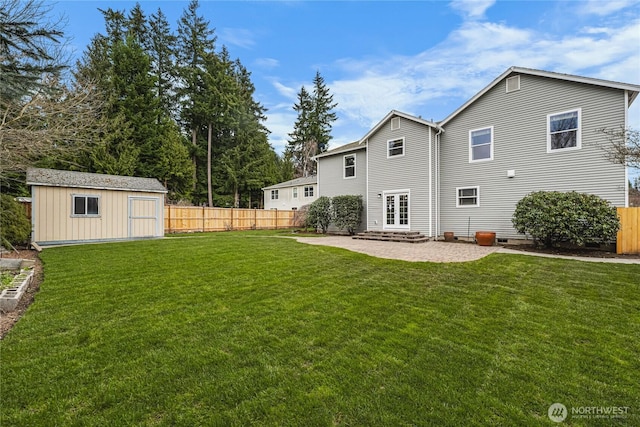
(128, 197, 160, 238)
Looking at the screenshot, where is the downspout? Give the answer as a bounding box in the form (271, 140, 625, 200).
(435, 127, 443, 238)
(428, 128, 432, 237)
(624, 90, 629, 208)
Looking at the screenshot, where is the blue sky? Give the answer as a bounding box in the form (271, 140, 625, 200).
(51, 0, 640, 156)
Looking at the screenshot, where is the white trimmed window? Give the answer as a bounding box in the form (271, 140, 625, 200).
(304, 186, 314, 197)
(469, 126, 493, 162)
(271, 190, 279, 200)
(344, 154, 356, 178)
(72, 194, 100, 216)
(548, 108, 581, 152)
(456, 187, 479, 207)
(292, 187, 298, 198)
(387, 137, 405, 158)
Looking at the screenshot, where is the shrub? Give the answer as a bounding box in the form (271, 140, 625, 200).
(0, 194, 31, 248)
(306, 196, 332, 233)
(512, 191, 620, 248)
(332, 195, 363, 235)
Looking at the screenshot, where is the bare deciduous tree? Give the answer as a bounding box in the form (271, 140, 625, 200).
(596, 126, 640, 169)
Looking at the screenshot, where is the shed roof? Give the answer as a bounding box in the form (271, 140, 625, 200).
(26, 168, 167, 193)
(262, 175, 317, 190)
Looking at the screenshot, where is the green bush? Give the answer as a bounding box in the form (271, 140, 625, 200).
(332, 195, 363, 235)
(0, 194, 31, 248)
(306, 196, 332, 234)
(512, 191, 620, 248)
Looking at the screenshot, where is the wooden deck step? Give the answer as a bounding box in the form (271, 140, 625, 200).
(352, 231, 430, 243)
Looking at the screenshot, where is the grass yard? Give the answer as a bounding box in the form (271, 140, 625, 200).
(0, 231, 638, 426)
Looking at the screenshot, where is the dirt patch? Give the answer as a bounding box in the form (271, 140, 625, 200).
(0, 249, 43, 339)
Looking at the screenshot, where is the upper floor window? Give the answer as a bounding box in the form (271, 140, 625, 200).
(304, 186, 314, 197)
(271, 189, 279, 200)
(72, 195, 99, 216)
(548, 108, 581, 152)
(344, 154, 355, 178)
(292, 187, 298, 198)
(387, 137, 405, 158)
(469, 127, 493, 162)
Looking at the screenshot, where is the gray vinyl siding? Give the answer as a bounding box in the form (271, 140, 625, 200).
(439, 73, 628, 240)
(367, 118, 436, 236)
(317, 147, 367, 232)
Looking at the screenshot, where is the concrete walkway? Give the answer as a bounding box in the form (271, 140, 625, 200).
(292, 236, 640, 264)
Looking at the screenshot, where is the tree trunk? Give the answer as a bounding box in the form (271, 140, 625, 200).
(234, 187, 239, 208)
(207, 123, 213, 207)
(191, 128, 197, 191)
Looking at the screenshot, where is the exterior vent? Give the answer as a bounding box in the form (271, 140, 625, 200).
(390, 117, 401, 130)
(506, 75, 520, 93)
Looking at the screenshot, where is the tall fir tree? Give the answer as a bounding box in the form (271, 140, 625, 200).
(286, 71, 337, 177)
(148, 8, 178, 122)
(176, 0, 216, 196)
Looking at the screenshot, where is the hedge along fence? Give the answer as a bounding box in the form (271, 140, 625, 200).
(165, 206, 296, 233)
(617, 207, 640, 254)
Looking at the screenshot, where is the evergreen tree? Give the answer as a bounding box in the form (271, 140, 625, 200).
(286, 71, 337, 177)
(311, 71, 338, 153)
(176, 0, 216, 194)
(148, 8, 178, 122)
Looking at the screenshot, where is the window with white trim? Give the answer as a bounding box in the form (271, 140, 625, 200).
(292, 187, 298, 198)
(72, 194, 100, 216)
(469, 126, 493, 162)
(304, 186, 314, 197)
(271, 189, 279, 200)
(387, 137, 404, 158)
(548, 108, 581, 152)
(456, 187, 479, 207)
(344, 154, 355, 178)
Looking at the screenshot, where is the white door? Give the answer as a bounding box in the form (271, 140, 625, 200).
(384, 192, 409, 229)
(128, 197, 160, 238)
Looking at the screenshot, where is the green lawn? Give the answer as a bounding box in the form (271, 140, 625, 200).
(1, 231, 638, 426)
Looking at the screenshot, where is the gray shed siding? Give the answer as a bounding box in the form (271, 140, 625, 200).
(318, 147, 368, 232)
(439, 73, 628, 239)
(367, 117, 436, 236)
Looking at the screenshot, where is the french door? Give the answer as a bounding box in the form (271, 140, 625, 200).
(384, 192, 409, 229)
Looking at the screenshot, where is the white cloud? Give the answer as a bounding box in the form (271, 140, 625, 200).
(218, 27, 255, 49)
(579, 0, 639, 16)
(449, 0, 496, 20)
(254, 57, 280, 69)
(324, 17, 640, 129)
(271, 80, 299, 101)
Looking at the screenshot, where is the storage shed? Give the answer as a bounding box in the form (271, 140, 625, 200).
(26, 168, 167, 246)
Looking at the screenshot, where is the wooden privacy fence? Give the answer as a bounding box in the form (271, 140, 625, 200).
(617, 207, 639, 254)
(165, 206, 297, 233)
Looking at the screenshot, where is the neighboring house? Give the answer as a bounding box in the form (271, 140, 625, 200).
(316, 66, 640, 240)
(262, 175, 318, 210)
(27, 168, 167, 246)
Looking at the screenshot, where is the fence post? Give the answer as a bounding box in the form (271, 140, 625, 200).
(275, 209, 278, 230)
(167, 205, 171, 234)
(202, 206, 205, 233)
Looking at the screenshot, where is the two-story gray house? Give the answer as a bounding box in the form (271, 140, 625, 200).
(315, 66, 640, 240)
